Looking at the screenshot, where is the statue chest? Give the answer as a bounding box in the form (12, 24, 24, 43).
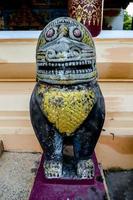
(37, 84, 96, 136)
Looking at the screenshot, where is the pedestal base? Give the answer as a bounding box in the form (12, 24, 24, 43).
(29, 153, 108, 200)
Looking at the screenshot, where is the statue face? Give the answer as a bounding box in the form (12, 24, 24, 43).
(36, 17, 97, 84)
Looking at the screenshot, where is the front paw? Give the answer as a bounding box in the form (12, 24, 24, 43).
(77, 159, 94, 179)
(44, 160, 62, 178)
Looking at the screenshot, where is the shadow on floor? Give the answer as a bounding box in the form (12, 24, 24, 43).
(105, 170, 133, 200)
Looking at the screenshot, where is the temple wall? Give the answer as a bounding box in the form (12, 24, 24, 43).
(0, 31, 133, 169)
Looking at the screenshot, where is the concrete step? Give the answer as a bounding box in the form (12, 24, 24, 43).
(0, 81, 133, 169)
(0, 36, 133, 81)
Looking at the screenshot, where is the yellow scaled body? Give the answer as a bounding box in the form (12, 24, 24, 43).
(38, 84, 96, 136)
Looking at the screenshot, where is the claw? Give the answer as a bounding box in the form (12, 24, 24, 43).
(44, 160, 62, 178)
(77, 159, 94, 179)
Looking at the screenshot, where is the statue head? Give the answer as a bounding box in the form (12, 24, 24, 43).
(36, 17, 97, 84)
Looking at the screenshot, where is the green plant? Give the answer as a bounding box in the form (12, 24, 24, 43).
(123, 10, 132, 30)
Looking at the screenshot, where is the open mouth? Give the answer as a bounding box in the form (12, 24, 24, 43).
(36, 38, 96, 83)
(38, 63, 94, 75)
(37, 61, 97, 84)
(37, 54, 95, 73)
(37, 59, 97, 84)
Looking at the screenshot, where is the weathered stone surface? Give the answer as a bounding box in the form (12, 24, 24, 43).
(0, 152, 41, 200)
(106, 170, 133, 200)
(30, 17, 105, 179)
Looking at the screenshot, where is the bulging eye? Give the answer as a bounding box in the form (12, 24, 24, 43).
(69, 26, 83, 41)
(73, 28, 82, 38)
(45, 27, 58, 41)
(46, 28, 55, 38)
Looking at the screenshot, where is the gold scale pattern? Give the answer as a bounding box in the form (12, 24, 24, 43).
(38, 85, 95, 136)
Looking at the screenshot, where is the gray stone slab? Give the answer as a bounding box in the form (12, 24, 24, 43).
(105, 170, 133, 200)
(0, 152, 41, 200)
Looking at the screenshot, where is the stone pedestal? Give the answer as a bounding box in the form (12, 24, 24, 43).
(29, 153, 108, 200)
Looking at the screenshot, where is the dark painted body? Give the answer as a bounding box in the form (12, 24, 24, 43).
(30, 81, 105, 177)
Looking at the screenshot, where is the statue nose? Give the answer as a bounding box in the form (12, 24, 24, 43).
(57, 52, 67, 59)
(56, 40, 70, 52)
